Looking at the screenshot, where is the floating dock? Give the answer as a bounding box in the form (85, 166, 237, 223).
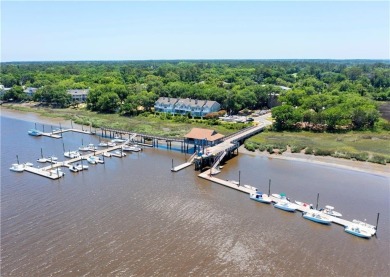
(198, 169, 368, 229)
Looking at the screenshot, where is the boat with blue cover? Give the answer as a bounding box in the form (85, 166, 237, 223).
(274, 201, 296, 212)
(28, 129, 42, 136)
(250, 192, 272, 204)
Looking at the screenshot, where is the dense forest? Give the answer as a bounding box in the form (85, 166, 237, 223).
(1, 60, 389, 131)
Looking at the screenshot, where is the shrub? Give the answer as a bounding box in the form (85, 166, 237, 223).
(258, 144, 267, 152)
(266, 145, 274, 154)
(291, 145, 305, 153)
(245, 142, 256, 152)
(368, 155, 387, 165)
(305, 147, 313, 154)
(314, 149, 334, 156)
(349, 152, 369, 162)
(331, 151, 351, 159)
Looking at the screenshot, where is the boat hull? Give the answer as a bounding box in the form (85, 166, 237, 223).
(250, 194, 271, 204)
(303, 213, 331, 225)
(274, 202, 296, 212)
(344, 227, 371, 238)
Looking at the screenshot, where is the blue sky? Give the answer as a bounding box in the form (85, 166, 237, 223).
(1, 1, 389, 61)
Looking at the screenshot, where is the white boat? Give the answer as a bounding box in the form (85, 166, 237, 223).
(107, 142, 117, 147)
(87, 144, 97, 151)
(111, 138, 126, 143)
(113, 151, 126, 157)
(69, 165, 79, 172)
(75, 164, 89, 171)
(250, 193, 272, 204)
(64, 151, 81, 159)
(295, 201, 314, 209)
(79, 146, 90, 151)
(37, 158, 48, 163)
(243, 185, 258, 192)
(271, 193, 290, 202)
(303, 211, 332, 225)
(49, 168, 65, 177)
(47, 156, 58, 161)
(344, 225, 371, 238)
(86, 157, 97, 164)
(10, 163, 25, 172)
(274, 201, 296, 212)
(321, 205, 342, 217)
(24, 162, 34, 167)
(98, 142, 108, 147)
(103, 152, 111, 157)
(122, 145, 142, 152)
(352, 220, 376, 236)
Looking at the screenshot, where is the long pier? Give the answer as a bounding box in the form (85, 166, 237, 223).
(198, 169, 367, 229)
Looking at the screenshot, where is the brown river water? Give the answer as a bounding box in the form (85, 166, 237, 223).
(1, 114, 389, 276)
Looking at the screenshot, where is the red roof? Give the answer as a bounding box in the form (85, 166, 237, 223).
(184, 128, 224, 141)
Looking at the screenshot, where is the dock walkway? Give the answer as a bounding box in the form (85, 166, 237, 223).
(199, 169, 356, 228)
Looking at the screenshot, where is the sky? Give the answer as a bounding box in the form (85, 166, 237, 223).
(1, 1, 389, 61)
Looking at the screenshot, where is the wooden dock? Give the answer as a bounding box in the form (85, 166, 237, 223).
(40, 128, 94, 139)
(171, 162, 193, 172)
(199, 169, 360, 229)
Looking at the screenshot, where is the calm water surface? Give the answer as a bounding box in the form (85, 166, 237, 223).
(1, 115, 389, 276)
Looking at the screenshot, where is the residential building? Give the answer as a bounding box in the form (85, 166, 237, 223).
(23, 87, 38, 97)
(67, 89, 89, 102)
(154, 97, 220, 117)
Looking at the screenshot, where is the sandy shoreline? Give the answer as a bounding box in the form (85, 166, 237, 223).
(2, 106, 389, 177)
(239, 145, 390, 178)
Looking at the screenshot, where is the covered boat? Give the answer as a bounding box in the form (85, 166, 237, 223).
(9, 163, 25, 172)
(352, 220, 376, 236)
(28, 129, 42, 136)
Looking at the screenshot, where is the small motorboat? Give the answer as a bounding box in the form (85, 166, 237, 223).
(352, 220, 376, 236)
(103, 152, 111, 157)
(122, 145, 142, 152)
(79, 145, 90, 151)
(295, 201, 314, 209)
(243, 185, 258, 192)
(87, 144, 98, 151)
(112, 138, 126, 143)
(64, 151, 81, 159)
(107, 142, 117, 147)
(49, 168, 65, 177)
(250, 192, 272, 204)
(24, 162, 34, 167)
(320, 205, 342, 217)
(86, 157, 97, 164)
(69, 165, 79, 173)
(98, 142, 108, 147)
(28, 129, 42, 136)
(37, 158, 48, 163)
(344, 225, 371, 238)
(9, 163, 25, 172)
(271, 193, 290, 203)
(113, 151, 126, 157)
(274, 201, 296, 212)
(47, 156, 58, 161)
(303, 211, 332, 225)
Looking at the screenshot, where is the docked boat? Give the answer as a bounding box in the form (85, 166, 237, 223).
(274, 201, 296, 212)
(46, 156, 58, 161)
(344, 225, 371, 238)
(9, 163, 25, 172)
(295, 201, 314, 209)
(64, 151, 81, 159)
(111, 138, 126, 143)
(243, 185, 258, 192)
(107, 142, 117, 147)
(250, 192, 272, 204)
(303, 211, 332, 225)
(86, 156, 97, 164)
(122, 145, 142, 152)
(76, 164, 89, 171)
(102, 152, 111, 157)
(271, 193, 290, 202)
(113, 150, 126, 157)
(28, 129, 42, 136)
(24, 162, 34, 167)
(352, 220, 376, 236)
(37, 158, 48, 163)
(69, 165, 79, 172)
(49, 169, 65, 177)
(79, 145, 90, 151)
(98, 142, 108, 147)
(320, 205, 342, 217)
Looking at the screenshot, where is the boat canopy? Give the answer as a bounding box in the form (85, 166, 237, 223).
(325, 205, 334, 210)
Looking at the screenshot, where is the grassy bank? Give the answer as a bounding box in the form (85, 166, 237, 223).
(2, 104, 247, 137)
(245, 130, 390, 165)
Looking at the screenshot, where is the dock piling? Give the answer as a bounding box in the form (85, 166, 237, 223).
(375, 213, 380, 237)
(316, 193, 320, 210)
(268, 179, 271, 196)
(238, 170, 241, 186)
(16, 155, 20, 164)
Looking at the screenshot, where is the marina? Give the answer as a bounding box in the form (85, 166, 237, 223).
(2, 115, 389, 277)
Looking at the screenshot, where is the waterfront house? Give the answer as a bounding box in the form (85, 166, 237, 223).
(23, 87, 38, 98)
(154, 97, 179, 114)
(67, 89, 89, 102)
(184, 128, 224, 153)
(154, 97, 220, 117)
